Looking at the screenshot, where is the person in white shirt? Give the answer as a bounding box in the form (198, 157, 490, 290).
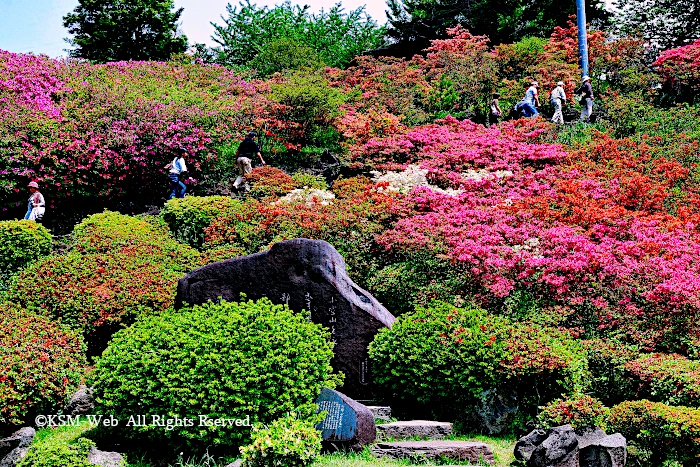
(550, 81, 567, 125)
(24, 181, 45, 222)
(166, 148, 189, 199)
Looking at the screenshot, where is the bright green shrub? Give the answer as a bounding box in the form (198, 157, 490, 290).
(368, 302, 587, 425)
(18, 423, 97, 467)
(89, 299, 341, 453)
(161, 196, 241, 249)
(292, 172, 327, 190)
(240, 415, 322, 467)
(250, 38, 325, 77)
(584, 339, 638, 406)
(0, 220, 52, 275)
(624, 353, 700, 407)
(538, 394, 609, 430)
(0, 303, 85, 426)
(607, 400, 700, 466)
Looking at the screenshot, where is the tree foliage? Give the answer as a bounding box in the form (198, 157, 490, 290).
(63, 0, 188, 62)
(613, 0, 700, 53)
(211, 1, 386, 69)
(385, 0, 609, 48)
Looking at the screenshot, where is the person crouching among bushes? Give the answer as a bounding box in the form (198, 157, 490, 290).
(233, 131, 266, 192)
(166, 148, 189, 199)
(24, 181, 45, 222)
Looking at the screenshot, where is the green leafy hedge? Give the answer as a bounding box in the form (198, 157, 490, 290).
(0, 220, 51, 278)
(89, 298, 341, 453)
(368, 301, 587, 425)
(161, 196, 241, 249)
(1, 304, 85, 426)
(240, 415, 322, 467)
(607, 400, 700, 466)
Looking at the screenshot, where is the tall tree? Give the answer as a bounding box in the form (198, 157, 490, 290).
(212, 1, 386, 69)
(612, 0, 700, 53)
(63, 0, 188, 62)
(385, 0, 609, 50)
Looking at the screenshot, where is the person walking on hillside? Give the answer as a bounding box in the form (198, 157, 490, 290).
(24, 181, 45, 222)
(490, 93, 503, 124)
(550, 81, 567, 125)
(521, 81, 540, 118)
(233, 131, 266, 191)
(166, 147, 189, 199)
(578, 75, 594, 122)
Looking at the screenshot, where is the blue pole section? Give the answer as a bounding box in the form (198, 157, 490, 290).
(576, 0, 589, 77)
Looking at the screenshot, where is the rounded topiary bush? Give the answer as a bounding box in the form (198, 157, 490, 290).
(0, 303, 85, 427)
(89, 298, 341, 453)
(161, 196, 241, 249)
(368, 301, 587, 426)
(0, 220, 52, 275)
(240, 415, 322, 467)
(538, 394, 609, 430)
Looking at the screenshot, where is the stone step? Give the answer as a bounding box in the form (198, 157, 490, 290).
(367, 405, 392, 422)
(377, 420, 453, 440)
(372, 440, 494, 465)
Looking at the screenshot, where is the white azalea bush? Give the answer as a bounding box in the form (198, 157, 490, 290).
(240, 415, 322, 467)
(277, 187, 336, 206)
(371, 164, 461, 196)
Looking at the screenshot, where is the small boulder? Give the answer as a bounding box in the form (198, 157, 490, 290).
(66, 385, 94, 415)
(224, 461, 243, 467)
(0, 427, 35, 467)
(514, 428, 548, 462)
(577, 428, 626, 467)
(315, 388, 376, 450)
(87, 447, 124, 467)
(528, 425, 579, 467)
(475, 388, 520, 435)
(367, 406, 392, 422)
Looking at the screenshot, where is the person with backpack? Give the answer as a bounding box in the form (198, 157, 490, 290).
(550, 81, 567, 125)
(517, 81, 540, 118)
(578, 75, 594, 122)
(233, 132, 266, 191)
(165, 147, 189, 199)
(24, 181, 45, 222)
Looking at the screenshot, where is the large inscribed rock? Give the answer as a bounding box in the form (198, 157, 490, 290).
(175, 239, 396, 398)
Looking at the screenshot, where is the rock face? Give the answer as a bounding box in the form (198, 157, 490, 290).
(175, 239, 396, 398)
(475, 388, 520, 435)
(373, 440, 494, 465)
(0, 427, 35, 467)
(367, 406, 392, 422)
(66, 385, 94, 415)
(315, 388, 376, 450)
(528, 425, 579, 467)
(517, 425, 627, 467)
(577, 428, 626, 467)
(377, 420, 452, 440)
(87, 447, 125, 467)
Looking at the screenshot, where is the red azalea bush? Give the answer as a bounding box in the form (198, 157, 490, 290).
(654, 39, 700, 100)
(245, 166, 297, 199)
(0, 303, 85, 427)
(538, 394, 609, 429)
(607, 400, 700, 466)
(8, 212, 200, 346)
(624, 353, 700, 407)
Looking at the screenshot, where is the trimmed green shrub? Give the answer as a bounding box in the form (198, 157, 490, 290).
(18, 422, 97, 467)
(368, 302, 587, 425)
(89, 298, 341, 453)
(161, 196, 241, 249)
(291, 172, 328, 190)
(624, 353, 700, 407)
(0, 220, 51, 278)
(538, 394, 609, 430)
(250, 38, 325, 78)
(1, 303, 85, 426)
(583, 339, 638, 406)
(240, 415, 322, 467)
(607, 400, 700, 466)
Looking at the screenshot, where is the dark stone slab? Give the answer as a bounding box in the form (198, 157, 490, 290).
(528, 425, 578, 467)
(315, 388, 376, 450)
(377, 420, 452, 440)
(372, 440, 494, 465)
(175, 239, 396, 398)
(0, 427, 35, 467)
